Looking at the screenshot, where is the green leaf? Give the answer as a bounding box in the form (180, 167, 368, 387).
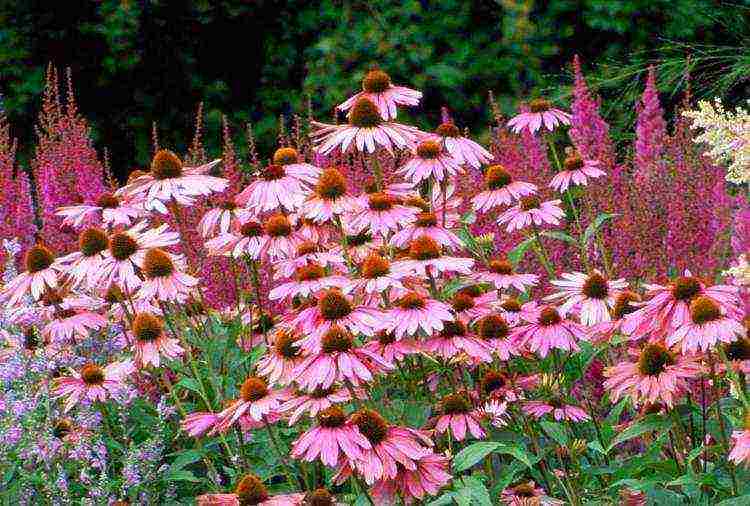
(583, 213, 617, 245)
(168, 449, 204, 472)
(452, 442, 500, 472)
(457, 476, 492, 506)
(539, 421, 569, 446)
(717, 495, 750, 505)
(174, 377, 202, 395)
(492, 443, 539, 468)
(164, 470, 201, 483)
(508, 237, 535, 266)
(607, 415, 673, 452)
(541, 230, 578, 245)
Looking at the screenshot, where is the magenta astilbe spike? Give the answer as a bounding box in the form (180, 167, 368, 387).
(220, 116, 245, 195)
(634, 67, 667, 179)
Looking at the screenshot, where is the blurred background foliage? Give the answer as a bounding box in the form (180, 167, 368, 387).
(1, 0, 749, 180)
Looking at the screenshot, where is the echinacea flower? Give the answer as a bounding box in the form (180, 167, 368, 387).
(478, 369, 525, 403)
(346, 192, 418, 237)
(497, 196, 565, 232)
(290, 326, 393, 391)
(312, 98, 420, 155)
(422, 320, 493, 363)
(370, 453, 452, 505)
(99, 221, 180, 291)
(382, 292, 454, 339)
(196, 474, 305, 506)
(546, 271, 628, 326)
(53, 361, 134, 412)
(472, 257, 539, 292)
(434, 392, 486, 441)
(290, 406, 371, 467)
(119, 149, 227, 213)
(0, 243, 61, 306)
(588, 290, 642, 343)
(205, 220, 264, 259)
(56, 227, 109, 289)
(729, 412, 750, 467)
(667, 295, 744, 353)
(722, 336, 750, 374)
(198, 197, 253, 238)
(56, 192, 143, 229)
(273, 241, 346, 279)
(507, 98, 571, 135)
(345, 253, 409, 296)
(212, 376, 290, 433)
(236, 160, 318, 214)
(256, 330, 304, 386)
(292, 289, 381, 349)
(42, 307, 108, 344)
(335, 230, 384, 263)
(389, 211, 463, 250)
(500, 481, 563, 506)
(398, 139, 463, 184)
(499, 297, 538, 326)
(603, 342, 703, 407)
(549, 152, 606, 192)
(511, 306, 587, 357)
(522, 399, 590, 422)
(471, 165, 538, 213)
(362, 331, 419, 363)
(450, 287, 498, 325)
(269, 263, 349, 301)
(128, 312, 184, 368)
(181, 412, 220, 438)
(280, 386, 361, 426)
(137, 248, 198, 303)
(475, 314, 517, 360)
(258, 213, 302, 261)
(337, 69, 422, 120)
(481, 399, 510, 428)
(301, 167, 360, 224)
(428, 122, 492, 168)
(392, 236, 474, 277)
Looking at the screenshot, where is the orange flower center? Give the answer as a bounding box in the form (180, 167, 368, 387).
(261, 164, 285, 181)
(96, 193, 120, 209)
(132, 312, 163, 342)
(143, 248, 174, 278)
(349, 98, 382, 128)
(264, 214, 292, 237)
(397, 292, 426, 310)
(25, 245, 54, 273)
(80, 363, 105, 385)
(361, 253, 390, 279)
(671, 276, 701, 302)
(316, 168, 348, 200)
(416, 140, 441, 159)
(235, 474, 269, 505)
(273, 147, 299, 165)
(489, 258, 513, 274)
(150, 149, 183, 180)
(529, 98, 551, 113)
(435, 122, 460, 137)
(485, 165, 512, 190)
(520, 196, 540, 211)
(409, 236, 440, 260)
(368, 192, 397, 211)
(582, 272, 608, 299)
(363, 69, 391, 93)
(637, 344, 675, 376)
(241, 221, 263, 237)
(689, 296, 721, 325)
(564, 154, 584, 171)
(613, 291, 641, 319)
(109, 233, 138, 261)
(240, 376, 269, 402)
(79, 228, 108, 257)
(321, 326, 354, 353)
(538, 307, 562, 326)
(352, 409, 388, 445)
(318, 406, 347, 427)
(319, 290, 353, 320)
(440, 393, 471, 414)
(477, 315, 509, 340)
(451, 293, 475, 312)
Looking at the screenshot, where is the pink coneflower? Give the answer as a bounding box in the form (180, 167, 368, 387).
(500, 481, 562, 506)
(422, 320, 493, 363)
(370, 453, 452, 505)
(56, 228, 109, 289)
(337, 69, 422, 120)
(450, 287, 498, 325)
(335, 230, 384, 263)
(347, 192, 418, 237)
(398, 139, 463, 184)
(137, 248, 198, 303)
(497, 196, 565, 232)
(392, 236, 473, 277)
(312, 97, 420, 155)
(292, 289, 381, 349)
(290, 326, 393, 391)
(42, 307, 107, 344)
(588, 290, 643, 343)
(301, 167, 360, 224)
(428, 122, 492, 168)
(258, 213, 302, 261)
(623, 273, 742, 339)
(53, 361, 134, 412)
(280, 386, 361, 426)
(390, 211, 463, 250)
(603, 342, 703, 407)
(256, 330, 304, 386)
(546, 271, 628, 326)
(362, 331, 419, 363)
(291, 406, 371, 467)
(196, 474, 305, 506)
(722, 335, 750, 374)
(481, 399, 510, 428)
(472, 258, 539, 292)
(294, 217, 332, 244)
(475, 315, 517, 360)
(274, 241, 346, 279)
(478, 370, 524, 403)
(345, 253, 409, 296)
(434, 392, 486, 441)
(212, 376, 290, 433)
(729, 413, 750, 467)
(118, 150, 227, 213)
(56, 192, 143, 229)
(269, 263, 349, 301)
(99, 221, 179, 291)
(523, 399, 590, 422)
(236, 161, 318, 214)
(667, 295, 744, 353)
(471, 165, 538, 213)
(359, 178, 417, 203)
(205, 220, 264, 259)
(342, 409, 433, 485)
(383, 291, 454, 339)
(181, 412, 220, 438)
(549, 152, 606, 192)
(128, 312, 184, 368)
(1, 244, 60, 306)
(499, 297, 539, 326)
(507, 98, 571, 135)
(511, 306, 587, 357)
(198, 197, 253, 238)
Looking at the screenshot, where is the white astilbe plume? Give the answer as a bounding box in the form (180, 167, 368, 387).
(684, 99, 750, 185)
